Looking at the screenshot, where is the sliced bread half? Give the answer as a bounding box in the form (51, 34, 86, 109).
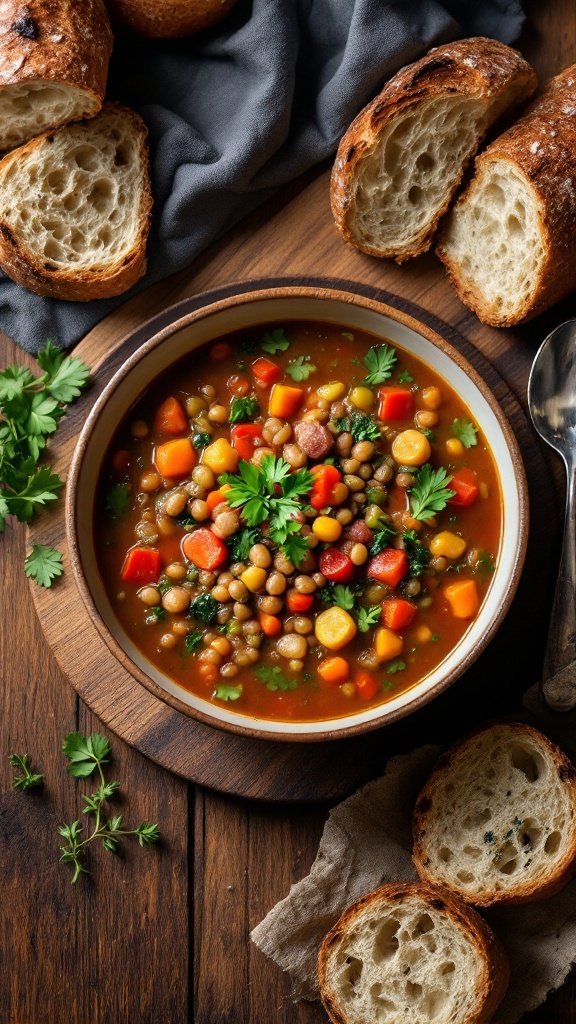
(0, 104, 152, 300)
(0, 0, 112, 152)
(437, 65, 576, 325)
(330, 38, 536, 262)
(413, 723, 576, 906)
(317, 881, 509, 1024)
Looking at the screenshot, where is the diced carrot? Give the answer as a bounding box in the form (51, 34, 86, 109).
(448, 468, 479, 507)
(111, 449, 130, 476)
(210, 342, 232, 361)
(382, 598, 417, 631)
(310, 464, 342, 510)
(252, 357, 282, 386)
(367, 548, 409, 587)
(375, 627, 403, 661)
(155, 438, 196, 477)
(315, 607, 357, 650)
(318, 656, 349, 685)
(444, 579, 479, 618)
(268, 383, 304, 418)
(154, 396, 188, 435)
(285, 590, 314, 613)
(205, 484, 232, 512)
(121, 546, 161, 584)
(378, 386, 414, 421)
(182, 528, 228, 571)
(355, 670, 379, 700)
(259, 613, 282, 637)
(231, 423, 263, 460)
(318, 549, 354, 582)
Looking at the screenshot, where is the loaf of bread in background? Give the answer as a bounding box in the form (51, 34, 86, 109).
(413, 723, 576, 906)
(0, 104, 152, 300)
(317, 881, 509, 1024)
(107, 0, 238, 38)
(437, 65, 576, 325)
(330, 38, 537, 263)
(0, 0, 112, 153)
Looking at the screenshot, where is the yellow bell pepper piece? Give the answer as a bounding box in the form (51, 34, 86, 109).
(375, 627, 403, 661)
(430, 531, 467, 560)
(202, 437, 239, 474)
(349, 386, 374, 411)
(317, 381, 345, 402)
(315, 607, 357, 650)
(312, 516, 343, 543)
(240, 566, 267, 593)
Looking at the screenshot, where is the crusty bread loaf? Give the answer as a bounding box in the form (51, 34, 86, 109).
(107, 0, 238, 38)
(330, 38, 536, 262)
(437, 65, 576, 325)
(0, 0, 112, 152)
(413, 723, 576, 907)
(0, 104, 152, 300)
(317, 881, 509, 1024)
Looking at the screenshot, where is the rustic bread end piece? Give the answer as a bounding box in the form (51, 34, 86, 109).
(107, 0, 239, 38)
(0, 0, 113, 152)
(413, 723, 576, 906)
(331, 37, 536, 262)
(318, 881, 509, 1024)
(437, 65, 576, 325)
(0, 104, 152, 301)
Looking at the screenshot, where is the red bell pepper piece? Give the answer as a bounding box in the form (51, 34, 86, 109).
(154, 396, 188, 435)
(355, 670, 379, 701)
(382, 598, 417, 630)
(310, 464, 342, 510)
(448, 468, 479, 507)
(378, 386, 414, 421)
(230, 423, 263, 460)
(121, 546, 161, 585)
(286, 590, 314, 613)
(318, 548, 354, 582)
(182, 529, 228, 571)
(251, 357, 282, 386)
(367, 548, 409, 587)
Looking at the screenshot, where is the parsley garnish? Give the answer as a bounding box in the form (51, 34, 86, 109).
(370, 522, 396, 555)
(189, 593, 219, 624)
(331, 585, 356, 610)
(228, 526, 261, 562)
(106, 482, 131, 519)
(9, 753, 43, 791)
(402, 530, 431, 577)
(476, 550, 496, 576)
(363, 344, 397, 385)
(145, 606, 166, 624)
(409, 465, 455, 522)
(214, 684, 243, 701)
(192, 432, 212, 449)
(451, 418, 478, 448)
(24, 544, 63, 588)
(386, 659, 406, 674)
(285, 355, 317, 382)
(261, 328, 289, 355)
(317, 582, 363, 606)
(255, 665, 298, 691)
(183, 631, 203, 655)
(229, 396, 260, 423)
(356, 605, 381, 632)
(335, 412, 381, 443)
(397, 369, 414, 384)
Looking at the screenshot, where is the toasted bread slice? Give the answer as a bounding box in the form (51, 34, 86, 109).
(413, 723, 576, 906)
(318, 881, 509, 1024)
(330, 38, 536, 262)
(437, 65, 576, 325)
(0, 104, 152, 301)
(0, 0, 112, 152)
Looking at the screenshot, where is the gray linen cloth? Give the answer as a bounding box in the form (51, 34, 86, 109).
(0, 0, 524, 352)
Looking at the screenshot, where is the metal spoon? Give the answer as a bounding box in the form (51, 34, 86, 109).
(528, 319, 576, 712)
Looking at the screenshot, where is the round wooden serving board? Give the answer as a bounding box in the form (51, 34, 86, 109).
(27, 277, 558, 802)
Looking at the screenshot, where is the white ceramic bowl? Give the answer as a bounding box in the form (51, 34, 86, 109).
(67, 286, 528, 741)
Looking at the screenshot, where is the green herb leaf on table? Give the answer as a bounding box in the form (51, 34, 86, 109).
(214, 684, 243, 702)
(106, 483, 131, 519)
(183, 631, 203, 655)
(261, 328, 289, 355)
(402, 530, 431, 578)
(356, 605, 381, 632)
(397, 369, 414, 384)
(62, 732, 111, 779)
(24, 544, 63, 588)
(451, 417, 478, 448)
(285, 355, 317, 382)
(255, 665, 298, 691)
(409, 465, 455, 522)
(9, 753, 43, 791)
(36, 340, 90, 403)
(229, 396, 260, 423)
(363, 344, 397, 386)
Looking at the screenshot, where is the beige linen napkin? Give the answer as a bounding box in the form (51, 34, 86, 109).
(251, 695, 576, 1022)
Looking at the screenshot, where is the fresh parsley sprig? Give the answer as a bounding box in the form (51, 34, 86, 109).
(261, 328, 289, 355)
(285, 355, 317, 382)
(363, 344, 397, 386)
(255, 665, 298, 691)
(229, 396, 260, 423)
(9, 753, 43, 791)
(402, 530, 431, 578)
(409, 465, 455, 522)
(334, 412, 381, 443)
(24, 544, 63, 588)
(451, 417, 478, 448)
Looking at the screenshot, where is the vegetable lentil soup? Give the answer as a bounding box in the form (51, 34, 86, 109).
(95, 320, 502, 723)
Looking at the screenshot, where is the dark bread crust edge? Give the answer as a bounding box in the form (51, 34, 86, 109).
(437, 65, 576, 325)
(330, 37, 537, 262)
(317, 881, 510, 1024)
(413, 722, 576, 906)
(106, 0, 239, 38)
(0, 103, 152, 301)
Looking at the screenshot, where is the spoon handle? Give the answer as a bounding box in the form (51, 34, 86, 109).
(542, 463, 576, 711)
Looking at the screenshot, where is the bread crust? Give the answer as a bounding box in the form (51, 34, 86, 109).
(0, 103, 152, 301)
(330, 37, 537, 262)
(437, 65, 576, 325)
(0, 0, 112, 134)
(107, 0, 238, 38)
(318, 881, 509, 1024)
(413, 722, 576, 906)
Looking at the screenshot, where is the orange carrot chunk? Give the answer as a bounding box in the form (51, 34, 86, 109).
(155, 438, 196, 477)
(318, 656, 349, 685)
(251, 357, 282, 386)
(182, 528, 228, 571)
(205, 484, 232, 512)
(367, 548, 409, 587)
(444, 579, 479, 619)
(154, 396, 188, 435)
(268, 383, 304, 418)
(259, 613, 282, 637)
(355, 670, 379, 701)
(382, 598, 417, 631)
(121, 546, 161, 584)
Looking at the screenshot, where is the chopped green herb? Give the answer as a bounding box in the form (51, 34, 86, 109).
(189, 593, 219, 624)
(402, 530, 431, 578)
(236, 360, 247, 371)
(228, 526, 261, 562)
(341, 332, 354, 341)
(261, 328, 289, 355)
(240, 337, 258, 354)
(410, 465, 455, 522)
(24, 544, 63, 588)
(145, 606, 166, 624)
(386, 659, 406, 674)
(331, 585, 356, 610)
(106, 483, 131, 519)
(356, 605, 381, 632)
(397, 369, 414, 384)
(422, 429, 436, 442)
(451, 417, 478, 448)
(255, 665, 297, 691)
(370, 523, 397, 555)
(156, 577, 171, 595)
(431, 633, 440, 642)
(229, 396, 260, 423)
(9, 753, 43, 791)
(214, 684, 243, 702)
(285, 355, 317, 382)
(192, 432, 212, 449)
(183, 631, 203, 655)
(363, 344, 397, 386)
(335, 412, 381, 443)
(475, 550, 496, 576)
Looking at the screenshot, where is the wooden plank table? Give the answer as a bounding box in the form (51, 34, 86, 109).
(1, 1, 575, 1019)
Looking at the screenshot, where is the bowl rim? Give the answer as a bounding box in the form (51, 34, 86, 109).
(66, 284, 529, 743)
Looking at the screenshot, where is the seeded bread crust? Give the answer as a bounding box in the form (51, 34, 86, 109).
(106, 0, 239, 38)
(437, 65, 576, 325)
(330, 37, 536, 262)
(0, 0, 112, 151)
(318, 881, 509, 1024)
(0, 103, 152, 300)
(413, 723, 576, 906)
